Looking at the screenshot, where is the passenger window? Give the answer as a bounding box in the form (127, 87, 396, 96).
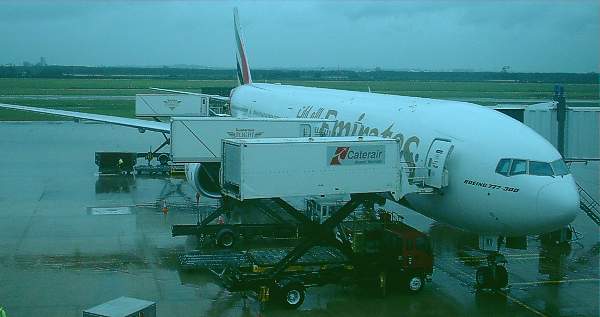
(495, 159, 511, 176)
(529, 161, 554, 176)
(510, 159, 527, 176)
(551, 159, 570, 176)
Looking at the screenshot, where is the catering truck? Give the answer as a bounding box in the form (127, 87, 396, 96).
(216, 214, 434, 309)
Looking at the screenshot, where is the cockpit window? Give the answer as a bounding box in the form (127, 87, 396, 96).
(509, 159, 528, 176)
(497, 158, 570, 177)
(495, 159, 511, 176)
(551, 159, 570, 176)
(529, 161, 554, 176)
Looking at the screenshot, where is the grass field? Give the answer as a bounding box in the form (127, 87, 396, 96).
(0, 78, 598, 120)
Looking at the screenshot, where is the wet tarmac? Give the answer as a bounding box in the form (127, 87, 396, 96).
(0, 121, 598, 317)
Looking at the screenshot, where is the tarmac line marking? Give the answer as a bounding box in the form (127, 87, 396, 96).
(89, 207, 132, 215)
(449, 253, 541, 261)
(511, 278, 600, 286)
(454, 256, 542, 263)
(440, 262, 548, 317)
(499, 292, 548, 317)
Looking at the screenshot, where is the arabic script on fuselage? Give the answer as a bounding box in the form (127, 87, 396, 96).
(296, 106, 420, 166)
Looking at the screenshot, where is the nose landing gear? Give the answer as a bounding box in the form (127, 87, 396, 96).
(475, 252, 508, 290)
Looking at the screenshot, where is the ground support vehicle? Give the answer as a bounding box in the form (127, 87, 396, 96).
(95, 152, 138, 174)
(206, 196, 433, 309)
(95, 151, 172, 175)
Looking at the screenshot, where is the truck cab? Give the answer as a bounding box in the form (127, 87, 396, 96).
(345, 212, 434, 293)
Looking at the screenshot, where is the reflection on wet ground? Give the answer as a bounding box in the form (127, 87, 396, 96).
(0, 122, 598, 316)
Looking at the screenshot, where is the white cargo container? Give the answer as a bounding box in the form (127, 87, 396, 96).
(221, 136, 401, 201)
(135, 94, 209, 117)
(170, 117, 332, 162)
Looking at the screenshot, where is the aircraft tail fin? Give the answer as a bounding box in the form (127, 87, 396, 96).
(234, 8, 252, 86)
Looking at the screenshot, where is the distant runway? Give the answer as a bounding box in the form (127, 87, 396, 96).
(451, 97, 600, 105)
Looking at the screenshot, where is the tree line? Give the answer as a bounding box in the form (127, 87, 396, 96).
(0, 65, 596, 84)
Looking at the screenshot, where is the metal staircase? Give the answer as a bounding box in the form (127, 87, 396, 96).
(577, 183, 600, 225)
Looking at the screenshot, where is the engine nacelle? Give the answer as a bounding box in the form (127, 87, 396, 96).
(185, 162, 222, 199)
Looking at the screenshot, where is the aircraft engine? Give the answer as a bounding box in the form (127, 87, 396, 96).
(185, 162, 222, 199)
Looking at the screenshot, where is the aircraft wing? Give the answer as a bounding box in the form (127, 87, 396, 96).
(149, 87, 230, 102)
(0, 103, 170, 133)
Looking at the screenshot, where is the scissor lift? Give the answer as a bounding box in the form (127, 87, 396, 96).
(207, 195, 433, 309)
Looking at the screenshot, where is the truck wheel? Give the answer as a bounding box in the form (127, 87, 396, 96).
(216, 229, 236, 248)
(279, 283, 305, 309)
(158, 153, 170, 166)
(406, 274, 424, 294)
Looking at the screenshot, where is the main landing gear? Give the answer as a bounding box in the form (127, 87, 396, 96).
(475, 252, 508, 290)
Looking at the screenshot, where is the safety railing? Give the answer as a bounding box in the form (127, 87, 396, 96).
(576, 182, 600, 226)
(401, 165, 434, 194)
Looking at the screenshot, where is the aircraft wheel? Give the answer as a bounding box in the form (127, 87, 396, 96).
(279, 282, 305, 309)
(406, 274, 424, 294)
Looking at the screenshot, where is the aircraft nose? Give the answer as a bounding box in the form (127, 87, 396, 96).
(536, 179, 579, 231)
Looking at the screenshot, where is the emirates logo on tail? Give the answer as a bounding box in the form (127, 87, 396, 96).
(330, 147, 349, 165)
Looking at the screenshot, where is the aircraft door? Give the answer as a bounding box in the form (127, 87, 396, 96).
(424, 138, 454, 189)
(201, 97, 208, 115)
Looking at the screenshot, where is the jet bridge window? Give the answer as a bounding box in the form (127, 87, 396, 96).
(529, 161, 554, 176)
(509, 159, 528, 176)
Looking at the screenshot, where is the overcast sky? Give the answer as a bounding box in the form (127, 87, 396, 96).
(0, 1, 598, 72)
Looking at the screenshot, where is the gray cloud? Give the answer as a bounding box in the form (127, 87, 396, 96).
(0, 0, 597, 72)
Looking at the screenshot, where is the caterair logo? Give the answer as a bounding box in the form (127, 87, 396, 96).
(327, 145, 385, 166)
(164, 99, 182, 111)
(330, 147, 349, 165)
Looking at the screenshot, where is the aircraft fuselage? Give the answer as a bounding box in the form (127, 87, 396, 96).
(230, 83, 579, 236)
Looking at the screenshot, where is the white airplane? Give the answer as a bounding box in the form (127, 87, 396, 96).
(0, 8, 579, 287)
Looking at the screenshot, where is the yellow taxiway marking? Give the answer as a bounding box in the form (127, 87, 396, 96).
(453, 253, 541, 260)
(501, 278, 600, 316)
(499, 292, 548, 317)
(439, 254, 598, 316)
(511, 278, 600, 286)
